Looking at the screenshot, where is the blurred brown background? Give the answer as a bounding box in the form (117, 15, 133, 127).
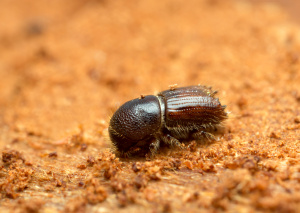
(258, 0, 300, 22)
(0, 0, 300, 212)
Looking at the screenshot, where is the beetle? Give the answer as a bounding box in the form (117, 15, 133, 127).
(109, 85, 228, 157)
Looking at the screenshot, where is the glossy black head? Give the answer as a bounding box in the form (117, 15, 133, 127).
(109, 95, 162, 154)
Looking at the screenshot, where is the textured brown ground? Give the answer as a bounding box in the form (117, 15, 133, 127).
(1, 0, 300, 212)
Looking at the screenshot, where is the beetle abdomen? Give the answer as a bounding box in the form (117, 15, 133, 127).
(159, 86, 227, 128)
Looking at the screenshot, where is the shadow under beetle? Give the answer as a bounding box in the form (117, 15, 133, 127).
(109, 85, 228, 157)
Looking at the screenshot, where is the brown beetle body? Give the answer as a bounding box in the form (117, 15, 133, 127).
(109, 85, 227, 157)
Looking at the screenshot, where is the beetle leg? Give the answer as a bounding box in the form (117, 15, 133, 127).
(193, 131, 215, 141)
(160, 134, 183, 149)
(149, 138, 160, 156)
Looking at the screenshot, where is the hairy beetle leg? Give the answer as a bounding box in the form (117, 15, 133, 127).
(160, 134, 184, 149)
(149, 139, 160, 156)
(192, 131, 215, 141)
